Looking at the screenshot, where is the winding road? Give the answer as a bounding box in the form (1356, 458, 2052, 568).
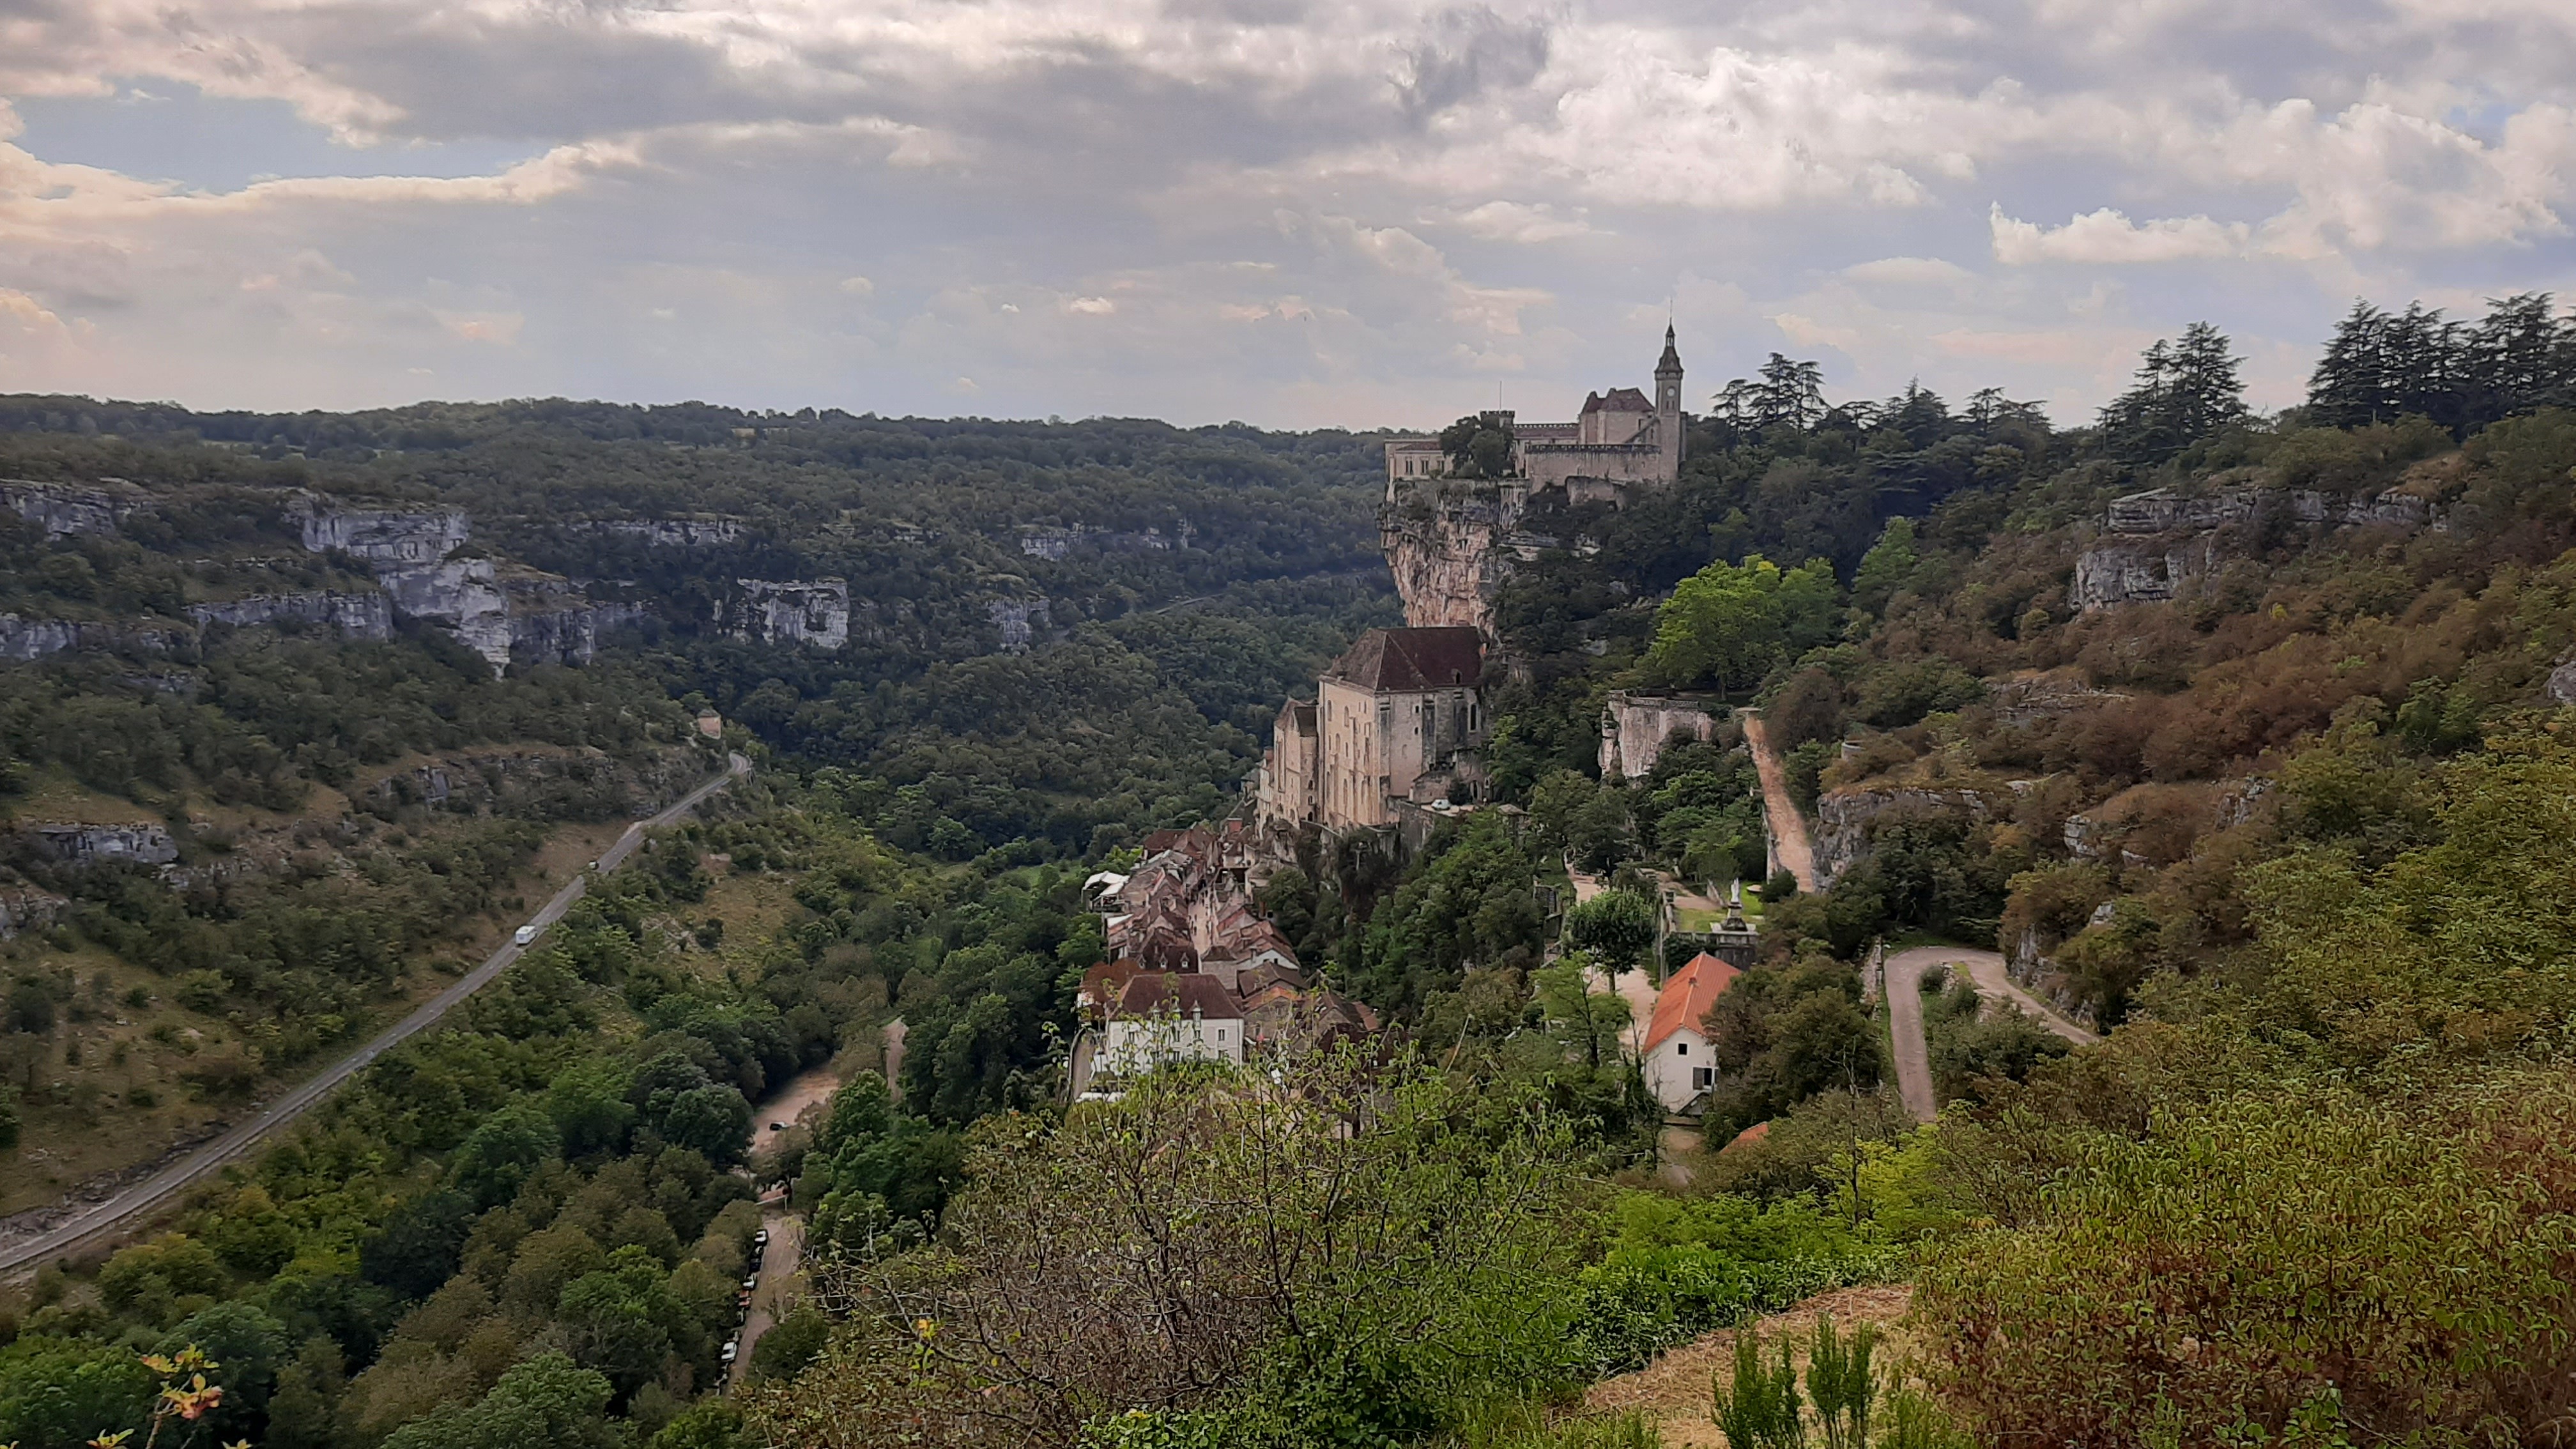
(1881, 945, 2097, 1123)
(0, 751, 750, 1277)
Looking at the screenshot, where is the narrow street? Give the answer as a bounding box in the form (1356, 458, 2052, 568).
(728, 1205, 804, 1389)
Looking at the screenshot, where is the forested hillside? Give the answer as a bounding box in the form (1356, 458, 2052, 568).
(9, 290, 2576, 1449)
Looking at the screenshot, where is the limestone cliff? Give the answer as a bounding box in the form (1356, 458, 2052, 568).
(1813, 786, 1999, 885)
(295, 499, 470, 564)
(2071, 484, 2438, 610)
(1, 480, 128, 539)
(187, 591, 394, 639)
(986, 597, 1051, 652)
(724, 579, 850, 649)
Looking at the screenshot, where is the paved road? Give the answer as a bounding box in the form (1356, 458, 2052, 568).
(728, 1206, 804, 1390)
(1740, 714, 1818, 892)
(0, 751, 750, 1276)
(1881, 945, 2097, 1124)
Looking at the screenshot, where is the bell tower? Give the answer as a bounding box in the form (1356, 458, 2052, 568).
(1653, 324, 1684, 482)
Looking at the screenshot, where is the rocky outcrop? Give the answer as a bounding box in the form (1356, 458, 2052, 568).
(0, 614, 191, 662)
(591, 518, 746, 548)
(24, 824, 179, 868)
(187, 591, 394, 640)
(2073, 485, 2439, 611)
(1016, 524, 1189, 560)
(1381, 487, 1519, 637)
(2550, 654, 2576, 707)
(364, 745, 705, 822)
(379, 558, 513, 670)
(1, 480, 127, 538)
(507, 599, 649, 668)
(296, 500, 470, 564)
(1814, 786, 1997, 884)
(0, 885, 68, 940)
(725, 579, 849, 649)
(1599, 691, 1724, 779)
(986, 597, 1050, 652)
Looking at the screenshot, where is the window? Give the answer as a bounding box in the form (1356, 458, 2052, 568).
(1692, 1067, 1715, 1090)
(1675, 1041, 1687, 1056)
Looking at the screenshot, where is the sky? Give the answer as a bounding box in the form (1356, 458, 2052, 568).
(1, 1, 2574, 430)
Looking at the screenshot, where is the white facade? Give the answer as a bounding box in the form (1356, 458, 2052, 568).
(1644, 1027, 1717, 1112)
(1098, 1007, 1245, 1077)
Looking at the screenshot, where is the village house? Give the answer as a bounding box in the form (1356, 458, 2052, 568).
(1098, 972, 1246, 1077)
(1643, 951, 1742, 1113)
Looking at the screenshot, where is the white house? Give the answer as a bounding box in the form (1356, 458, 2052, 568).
(1643, 952, 1742, 1113)
(1098, 972, 1245, 1078)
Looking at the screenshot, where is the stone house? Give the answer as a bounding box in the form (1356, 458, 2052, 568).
(1381, 327, 1687, 494)
(1098, 972, 1247, 1077)
(1287, 625, 1488, 832)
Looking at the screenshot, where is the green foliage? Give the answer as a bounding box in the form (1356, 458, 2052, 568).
(747, 1305, 829, 1383)
(1711, 1331, 1804, 1449)
(1353, 813, 1546, 1016)
(1642, 556, 1841, 696)
(1699, 954, 1883, 1144)
(1803, 1317, 1875, 1449)
(1563, 889, 1655, 975)
(378, 1351, 622, 1449)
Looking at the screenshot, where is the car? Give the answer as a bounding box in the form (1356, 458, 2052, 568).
(753, 1229, 769, 1247)
(720, 1342, 737, 1364)
(513, 925, 537, 946)
(767, 1121, 785, 1132)
(588, 859, 599, 871)
(742, 1276, 758, 1292)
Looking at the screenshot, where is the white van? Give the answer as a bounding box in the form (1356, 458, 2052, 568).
(514, 925, 537, 946)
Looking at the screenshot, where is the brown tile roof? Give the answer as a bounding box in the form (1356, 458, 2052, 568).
(1646, 952, 1742, 1053)
(1582, 387, 1655, 414)
(1113, 972, 1243, 1021)
(1328, 626, 1483, 693)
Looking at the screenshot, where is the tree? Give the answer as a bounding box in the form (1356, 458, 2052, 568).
(1643, 555, 1841, 696)
(448, 1100, 563, 1210)
(1437, 413, 1515, 479)
(1565, 889, 1656, 976)
(2097, 323, 2246, 466)
(378, 1352, 621, 1449)
(1849, 517, 1917, 617)
(360, 1191, 475, 1303)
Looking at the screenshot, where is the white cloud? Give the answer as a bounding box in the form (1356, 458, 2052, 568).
(1991, 206, 2254, 264)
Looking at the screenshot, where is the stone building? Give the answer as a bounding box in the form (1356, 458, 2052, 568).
(1381, 326, 1686, 494)
(1259, 626, 1487, 836)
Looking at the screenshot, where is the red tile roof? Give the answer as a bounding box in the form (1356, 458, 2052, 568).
(1328, 627, 1483, 693)
(1645, 951, 1742, 1053)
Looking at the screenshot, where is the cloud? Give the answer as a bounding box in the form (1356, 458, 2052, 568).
(0, 0, 2571, 422)
(1991, 206, 2255, 264)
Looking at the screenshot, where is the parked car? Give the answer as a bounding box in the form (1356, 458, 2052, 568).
(720, 1341, 737, 1365)
(742, 1275, 758, 1292)
(514, 925, 537, 946)
(753, 1229, 769, 1248)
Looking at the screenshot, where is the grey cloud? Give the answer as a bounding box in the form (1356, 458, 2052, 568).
(1399, 6, 1551, 121)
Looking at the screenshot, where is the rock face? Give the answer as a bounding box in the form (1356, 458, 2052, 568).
(0, 885, 68, 940)
(365, 745, 705, 821)
(0, 615, 191, 661)
(986, 597, 1051, 652)
(1, 480, 126, 538)
(1599, 691, 1724, 779)
(592, 519, 745, 548)
(2550, 654, 2576, 707)
(378, 558, 514, 670)
(187, 592, 394, 640)
(2072, 485, 2438, 611)
(296, 501, 470, 564)
(24, 824, 180, 868)
(1381, 487, 1519, 636)
(726, 579, 850, 649)
(1813, 786, 1996, 885)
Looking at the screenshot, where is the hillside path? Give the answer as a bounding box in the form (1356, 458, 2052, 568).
(1740, 714, 1818, 892)
(1882, 945, 2098, 1124)
(0, 753, 751, 1277)
(729, 1204, 804, 1390)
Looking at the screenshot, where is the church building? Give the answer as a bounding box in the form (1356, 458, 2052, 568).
(1256, 625, 1487, 836)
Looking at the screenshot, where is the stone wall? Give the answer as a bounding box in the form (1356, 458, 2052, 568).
(1598, 692, 1724, 779)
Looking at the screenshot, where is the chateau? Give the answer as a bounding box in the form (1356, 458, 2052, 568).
(1379, 328, 1691, 638)
(1381, 326, 1686, 497)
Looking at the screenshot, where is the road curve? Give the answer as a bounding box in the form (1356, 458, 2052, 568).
(1740, 714, 1818, 893)
(0, 751, 750, 1276)
(1881, 944, 2097, 1124)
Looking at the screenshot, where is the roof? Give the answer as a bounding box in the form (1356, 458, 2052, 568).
(1280, 699, 1317, 735)
(1657, 324, 1683, 376)
(1112, 972, 1243, 1021)
(1327, 626, 1483, 693)
(1581, 387, 1655, 414)
(1079, 958, 1148, 1008)
(1645, 952, 1742, 1053)
(1722, 1120, 1770, 1154)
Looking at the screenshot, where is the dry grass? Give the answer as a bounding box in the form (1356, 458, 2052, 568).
(1583, 1284, 1918, 1448)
